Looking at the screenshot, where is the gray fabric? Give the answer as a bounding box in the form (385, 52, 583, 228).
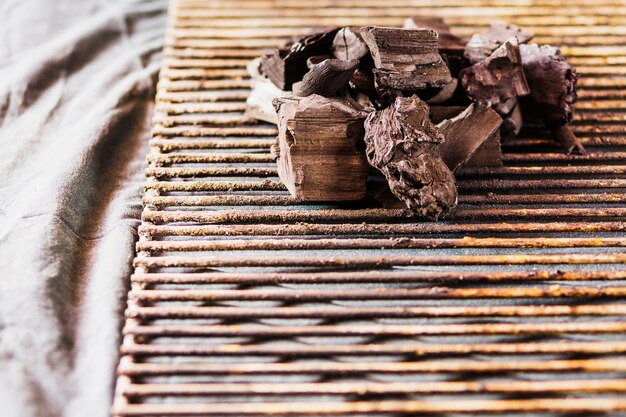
(0, 1, 166, 416)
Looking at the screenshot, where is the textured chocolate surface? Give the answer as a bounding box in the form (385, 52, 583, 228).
(363, 95, 457, 219)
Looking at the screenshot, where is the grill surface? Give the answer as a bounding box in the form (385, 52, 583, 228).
(112, 0, 626, 415)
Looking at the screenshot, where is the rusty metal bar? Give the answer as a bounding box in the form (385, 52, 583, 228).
(113, 0, 626, 415)
(126, 304, 626, 319)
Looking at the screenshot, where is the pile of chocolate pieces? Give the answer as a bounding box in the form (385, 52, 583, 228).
(245, 18, 582, 220)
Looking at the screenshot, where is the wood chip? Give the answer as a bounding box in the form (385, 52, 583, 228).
(363, 95, 457, 220)
(464, 21, 534, 64)
(273, 95, 370, 201)
(460, 38, 530, 107)
(437, 103, 503, 171)
(293, 59, 358, 97)
(361, 27, 452, 93)
(260, 28, 340, 90)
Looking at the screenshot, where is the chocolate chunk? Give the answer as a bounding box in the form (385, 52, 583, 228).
(363, 95, 457, 220)
(465, 21, 534, 64)
(403, 16, 466, 53)
(361, 27, 452, 92)
(273, 95, 370, 201)
(260, 28, 340, 90)
(519, 43, 583, 153)
(519, 43, 578, 126)
(495, 97, 523, 140)
(293, 59, 358, 97)
(331, 27, 369, 61)
(437, 103, 503, 171)
(460, 38, 530, 107)
(244, 58, 292, 124)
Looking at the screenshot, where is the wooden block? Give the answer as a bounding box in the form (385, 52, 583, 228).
(293, 59, 358, 97)
(460, 38, 530, 107)
(363, 95, 457, 220)
(331, 27, 369, 61)
(244, 58, 292, 124)
(260, 28, 340, 90)
(437, 103, 503, 171)
(464, 21, 534, 64)
(273, 95, 370, 201)
(360, 27, 452, 92)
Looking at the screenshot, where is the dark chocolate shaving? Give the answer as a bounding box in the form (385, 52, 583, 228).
(293, 59, 358, 97)
(363, 95, 457, 220)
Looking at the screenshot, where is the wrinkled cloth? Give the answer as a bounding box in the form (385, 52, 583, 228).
(0, 1, 166, 416)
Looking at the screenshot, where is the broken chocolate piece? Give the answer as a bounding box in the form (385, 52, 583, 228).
(460, 38, 530, 107)
(363, 95, 457, 220)
(464, 21, 534, 64)
(403, 16, 466, 53)
(494, 97, 522, 139)
(520, 43, 577, 126)
(273, 95, 370, 201)
(331, 27, 369, 61)
(361, 27, 452, 92)
(437, 103, 503, 171)
(495, 97, 524, 140)
(244, 58, 292, 124)
(260, 28, 340, 90)
(518, 43, 583, 153)
(293, 59, 358, 97)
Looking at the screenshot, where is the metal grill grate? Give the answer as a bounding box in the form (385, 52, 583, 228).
(112, 0, 626, 415)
